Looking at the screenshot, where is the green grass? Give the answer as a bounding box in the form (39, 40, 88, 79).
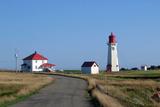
(121, 70, 160, 75)
(59, 70, 82, 74)
(103, 70, 160, 79)
(0, 84, 22, 96)
(0, 91, 35, 107)
(117, 86, 154, 107)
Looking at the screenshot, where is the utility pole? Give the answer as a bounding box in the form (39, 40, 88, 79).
(15, 49, 19, 72)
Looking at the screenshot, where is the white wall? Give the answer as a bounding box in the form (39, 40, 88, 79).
(107, 43, 119, 72)
(22, 60, 48, 72)
(32, 60, 48, 72)
(91, 63, 99, 74)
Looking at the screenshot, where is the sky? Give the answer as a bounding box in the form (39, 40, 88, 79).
(0, 0, 160, 70)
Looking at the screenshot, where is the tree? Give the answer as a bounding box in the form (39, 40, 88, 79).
(150, 65, 157, 70)
(120, 68, 128, 71)
(131, 67, 139, 71)
(157, 65, 160, 69)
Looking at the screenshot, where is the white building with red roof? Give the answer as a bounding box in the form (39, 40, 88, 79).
(21, 51, 55, 72)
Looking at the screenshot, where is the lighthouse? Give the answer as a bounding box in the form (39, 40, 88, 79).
(106, 32, 119, 72)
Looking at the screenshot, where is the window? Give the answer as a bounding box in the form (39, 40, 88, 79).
(94, 65, 97, 67)
(112, 47, 115, 50)
(28, 66, 31, 69)
(35, 60, 37, 63)
(35, 66, 38, 69)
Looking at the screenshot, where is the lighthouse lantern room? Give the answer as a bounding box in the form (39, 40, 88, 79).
(107, 32, 119, 72)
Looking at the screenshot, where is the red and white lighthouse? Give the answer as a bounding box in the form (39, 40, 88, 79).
(106, 32, 119, 72)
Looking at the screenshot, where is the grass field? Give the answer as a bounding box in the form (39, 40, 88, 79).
(0, 71, 54, 107)
(88, 71, 160, 107)
(54, 70, 160, 107)
(57, 70, 82, 74)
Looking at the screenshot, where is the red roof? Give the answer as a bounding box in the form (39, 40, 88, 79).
(23, 51, 48, 60)
(40, 63, 56, 68)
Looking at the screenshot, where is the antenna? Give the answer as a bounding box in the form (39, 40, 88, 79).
(15, 49, 19, 72)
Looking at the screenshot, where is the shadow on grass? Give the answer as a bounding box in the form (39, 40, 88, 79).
(90, 97, 102, 107)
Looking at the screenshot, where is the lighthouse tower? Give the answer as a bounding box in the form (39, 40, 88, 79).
(107, 32, 119, 72)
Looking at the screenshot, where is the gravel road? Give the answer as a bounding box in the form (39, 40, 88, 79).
(11, 75, 94, 107)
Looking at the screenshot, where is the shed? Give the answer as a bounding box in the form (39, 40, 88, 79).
(81, 61, 99, 74)
(141, 65, 148, 71)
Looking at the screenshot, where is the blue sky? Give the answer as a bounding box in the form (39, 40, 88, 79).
(0, 0, 160, 70)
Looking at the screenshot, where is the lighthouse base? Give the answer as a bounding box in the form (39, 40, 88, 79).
(106, 64, 119, 72)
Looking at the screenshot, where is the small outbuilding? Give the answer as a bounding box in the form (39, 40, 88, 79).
(81, 61, 99, 74)
(141, 65, 148, 71)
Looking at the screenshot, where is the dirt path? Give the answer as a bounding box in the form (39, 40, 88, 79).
(11, 75, 94, 107)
